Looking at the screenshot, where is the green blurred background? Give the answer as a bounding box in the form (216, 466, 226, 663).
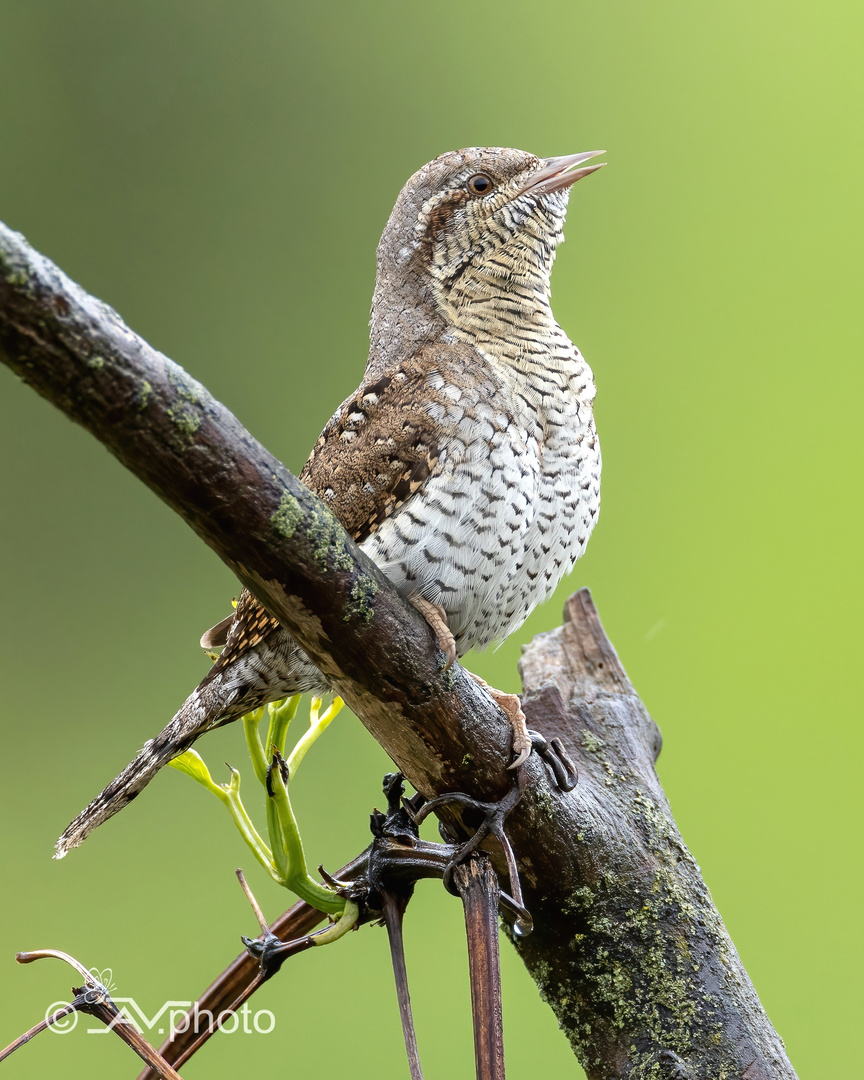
(1, 1, 861, 1075)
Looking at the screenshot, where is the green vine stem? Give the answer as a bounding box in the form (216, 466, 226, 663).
(169, 695, 346, 915)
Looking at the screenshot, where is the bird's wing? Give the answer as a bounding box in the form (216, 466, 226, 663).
(299, 362, 442, 543)
(201, 351, 448, 668)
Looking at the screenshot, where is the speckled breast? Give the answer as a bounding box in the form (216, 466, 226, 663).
(361, 346, 600, 654)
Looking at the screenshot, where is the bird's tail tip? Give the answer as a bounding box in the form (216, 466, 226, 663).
(52, 766, 147, 859)
(51, 682, 227, 858)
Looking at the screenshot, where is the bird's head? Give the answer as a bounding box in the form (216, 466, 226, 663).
(405, 147, 604, 285)
(370, 148, 604, 363)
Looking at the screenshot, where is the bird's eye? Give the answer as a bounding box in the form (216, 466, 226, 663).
(467, 173, 494, 195)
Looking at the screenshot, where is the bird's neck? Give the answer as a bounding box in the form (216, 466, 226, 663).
(366, 257, 580, 384)
(438, 262, 581, 380)
(367, 273, 448, 377)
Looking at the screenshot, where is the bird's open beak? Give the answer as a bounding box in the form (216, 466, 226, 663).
(515, 151, 606, 198)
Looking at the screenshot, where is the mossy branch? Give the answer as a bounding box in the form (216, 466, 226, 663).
(0, 222, 798, 1079)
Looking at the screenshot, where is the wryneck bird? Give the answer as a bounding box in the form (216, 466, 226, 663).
(55, 146, 605, 858)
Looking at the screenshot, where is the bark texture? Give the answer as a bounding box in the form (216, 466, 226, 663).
(0, 222, 797, 1079)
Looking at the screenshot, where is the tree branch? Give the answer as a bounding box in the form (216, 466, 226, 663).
(0, 222, 797, 1079)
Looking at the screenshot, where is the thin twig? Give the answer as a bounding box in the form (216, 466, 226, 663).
(381, 890, 424, 1080)
(236, 868, 271, 935)
(3, 950, 184, 1080)
(15, 947, 95, 981)
(76, 994, 185, 1080)
(137, 854, 368, 1079)
(0, 1003, 78, 1061)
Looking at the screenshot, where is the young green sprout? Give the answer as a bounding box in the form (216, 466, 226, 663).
(169, 695, 357, 940)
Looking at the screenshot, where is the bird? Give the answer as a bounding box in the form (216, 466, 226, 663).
(55, 146, 604, 858)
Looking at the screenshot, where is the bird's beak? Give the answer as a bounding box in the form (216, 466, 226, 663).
(515, 151, 606, 198)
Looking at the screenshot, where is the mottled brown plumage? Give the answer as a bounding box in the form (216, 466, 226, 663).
(203, 350, 451, 671)
(300, 356, 444, 546)
(56, 147, 605, 856)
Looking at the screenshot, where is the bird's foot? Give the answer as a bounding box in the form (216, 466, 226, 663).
(409, 595, 457, 670)
(466, 672, 533, 769)
(465, 672, 578, 789)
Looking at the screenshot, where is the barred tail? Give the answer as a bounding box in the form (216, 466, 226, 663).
(54, 678, 238, 859)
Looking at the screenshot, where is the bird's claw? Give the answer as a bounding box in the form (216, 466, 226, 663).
(508, 738, 532, 770)
(464, 671, 532, 769)
(464, 672, 577, 788)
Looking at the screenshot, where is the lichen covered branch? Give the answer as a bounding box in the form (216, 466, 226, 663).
(0, 223, 796, 1079)
(510, 592, 796, 1078)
